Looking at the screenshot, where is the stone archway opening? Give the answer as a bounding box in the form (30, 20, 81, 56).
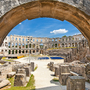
(0, 1, 90, 49)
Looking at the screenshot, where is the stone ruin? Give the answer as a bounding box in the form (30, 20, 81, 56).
(67, 76, 85, 90)
(48, 61, 90, 90)
(14, 69, 26, 86)
(0, 60, 35, 88)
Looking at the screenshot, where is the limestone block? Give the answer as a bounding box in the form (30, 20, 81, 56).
(17, 69, 26, 75)
(55, 66, 59, 76)
(0, 79, 10, 89)
(67, 76, 85, 90)
(31, 62, 34, 71)
(59, 73, 71, 85)
(14, 74, 26, 86)
(60, 65, 70, 74)
(7, 72, 16, 78)
(49, 62, 54, 71)
(24, 67, 31, 77)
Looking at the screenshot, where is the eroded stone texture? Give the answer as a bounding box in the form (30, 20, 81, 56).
(14, 74, 26, 86)
(31, 62, 34, 71)
(14, 68, 26, 86)
(0, 0, 90, 48)
(55, 66, 59, 76)
(67, 76, 85, 90)
(49, 62, 54, 71)
(0, 0, 90, 18)
(59, 65, 71, 85)
(24, 67, 31, 77)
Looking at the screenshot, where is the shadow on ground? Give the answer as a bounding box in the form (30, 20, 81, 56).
(50, 80, 60, 85)
(31, 86, 62, 90)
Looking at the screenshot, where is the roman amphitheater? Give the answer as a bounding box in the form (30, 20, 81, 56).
(0, 34, 88, 56)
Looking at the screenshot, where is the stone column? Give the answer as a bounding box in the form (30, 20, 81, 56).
(11, 50, 12, 54)
(31, 62, 34, 71)
(14, 50, 16, 54)
(17, 50, 19, 54)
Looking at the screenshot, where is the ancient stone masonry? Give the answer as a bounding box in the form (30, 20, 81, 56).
(0, 34, 88, 57)
(48, 60, 90, 86)
(0, 0, 90, 17)
(67, 76, 85, 90)
(0, 0, 90, 48)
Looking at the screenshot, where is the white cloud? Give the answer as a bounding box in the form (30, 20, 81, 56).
(50, 29, 68, 34)
(19, 23, 22, 25)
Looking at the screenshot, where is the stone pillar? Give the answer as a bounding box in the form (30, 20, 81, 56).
(59, 64, 71, 85)
(67, 76, 85, 90)
(31, 62, 34, 71)
(11, 50, 12, 54)
(17, 50, 19, 54)
(50, 62, 54, 71)
(24, 67, 31, 77)
(14, 50, 16, 54)
(55, 66, 59, 76)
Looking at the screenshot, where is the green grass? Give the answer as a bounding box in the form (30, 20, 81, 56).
(2, 59, 15, 62)
(34, 66, 38, 71)
(6, 74, 35, 90)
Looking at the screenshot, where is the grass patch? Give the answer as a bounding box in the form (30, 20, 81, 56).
(2, 59, 15, 62)
(6, 74, 35, 90)
(52, 77, 59, 82)
(34, 65, 38, 71)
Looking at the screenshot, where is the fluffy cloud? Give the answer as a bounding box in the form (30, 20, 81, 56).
(50, 29, 68, 34)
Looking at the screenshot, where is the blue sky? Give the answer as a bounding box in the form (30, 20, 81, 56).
(8, 18, 81, 38)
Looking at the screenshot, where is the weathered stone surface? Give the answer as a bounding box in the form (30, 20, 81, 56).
(59, 64, 71, 85)
(7, 72, 16, 78)
(0, 79, 10, 89)
(14, 73, 26, 86)
(12, 64, 27, 72)
(17, 68, 26, 74)
(49, 62, 54, 71)
(31, 62, 34, 71)
(0, 0, 90, 18)
(59, 73, 71, 85)
(24, 67, 31, 77)
(0, 0, 90, 47)
(67, 76, 85, 90)
(55, 66, 59, 76)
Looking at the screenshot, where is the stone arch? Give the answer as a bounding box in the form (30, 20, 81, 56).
(0, 1, 90, 47)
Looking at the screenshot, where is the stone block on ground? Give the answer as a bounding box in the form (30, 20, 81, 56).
(14, 73, 26, 86)
(67, 76, 85, 90)
(17, 69, 26, 74)
(0, 79, 10, 89)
